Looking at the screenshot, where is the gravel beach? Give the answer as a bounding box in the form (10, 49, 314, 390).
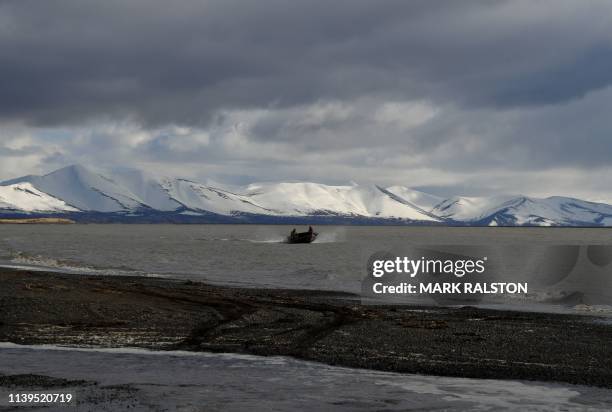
(1, 268, 612, 389)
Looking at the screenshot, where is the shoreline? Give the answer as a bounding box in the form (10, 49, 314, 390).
(1, 268, 612, 389)
(0, 218, 74, 224)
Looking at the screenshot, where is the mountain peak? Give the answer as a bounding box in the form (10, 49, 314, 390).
(2, 165, 612, 226)
(44, 164, 98, 178)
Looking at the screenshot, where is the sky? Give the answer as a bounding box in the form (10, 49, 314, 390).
(1, 0, 612, 201)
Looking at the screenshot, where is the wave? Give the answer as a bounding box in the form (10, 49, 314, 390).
(243, 229, 345, 244)
(193, 228, 346, 244)
(243, 237, 287, 243)
(571, 304, 612, 315)
(313, 232, 343, 243)
(3, 251, 154, 278)
(9, 252, 99, 273)
(196, 236, 287, 243)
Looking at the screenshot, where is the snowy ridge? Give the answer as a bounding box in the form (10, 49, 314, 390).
(2, 165, 612, 226)
(3, 165, 145, 212)
(244, 182, 440, 221)
(431, 195, 520, 221)
(0, 182, 78, 213)
(1, 166, 440, 221)
(430, 195, 612, 226)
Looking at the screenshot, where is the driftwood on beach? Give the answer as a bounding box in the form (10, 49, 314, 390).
(1, 268, 612, 389)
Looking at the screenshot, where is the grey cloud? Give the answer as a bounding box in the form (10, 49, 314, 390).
(2, 0, 612, 200)
(0, 145, 40, 156)
(2, 0, 612, 127)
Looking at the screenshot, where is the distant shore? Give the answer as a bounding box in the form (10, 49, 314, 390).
(1, 268, 612, 388)
(0, 217, 74, 224)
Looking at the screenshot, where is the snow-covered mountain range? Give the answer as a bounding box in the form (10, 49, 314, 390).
(1, 165, 612, 226)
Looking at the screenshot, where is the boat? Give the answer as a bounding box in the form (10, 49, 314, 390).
(287, 227, 318, 244)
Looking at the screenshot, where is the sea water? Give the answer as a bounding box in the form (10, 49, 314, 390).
(1, 224, 612, 313)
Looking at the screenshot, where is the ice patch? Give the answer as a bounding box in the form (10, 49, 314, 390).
(0, 342, 610, 411)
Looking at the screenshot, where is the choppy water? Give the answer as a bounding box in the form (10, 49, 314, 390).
(1, 343, 611, 411)
(1, 224, 612, 313)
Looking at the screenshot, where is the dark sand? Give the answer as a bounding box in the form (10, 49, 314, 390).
(1, 268, 612, 389)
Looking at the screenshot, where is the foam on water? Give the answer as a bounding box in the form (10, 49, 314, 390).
(243, 236, 286, 243)
(313, 230, 345, 243)
(1, 250, 163, 279)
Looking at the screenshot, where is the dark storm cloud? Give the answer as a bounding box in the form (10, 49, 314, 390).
(2, 0, 612, 126)
(3, 0, 612, 200)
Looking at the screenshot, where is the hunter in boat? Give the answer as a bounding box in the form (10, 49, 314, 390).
(287, 226, 318, 244)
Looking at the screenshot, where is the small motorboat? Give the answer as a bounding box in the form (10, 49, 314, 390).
(287, 227, 318, 244)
